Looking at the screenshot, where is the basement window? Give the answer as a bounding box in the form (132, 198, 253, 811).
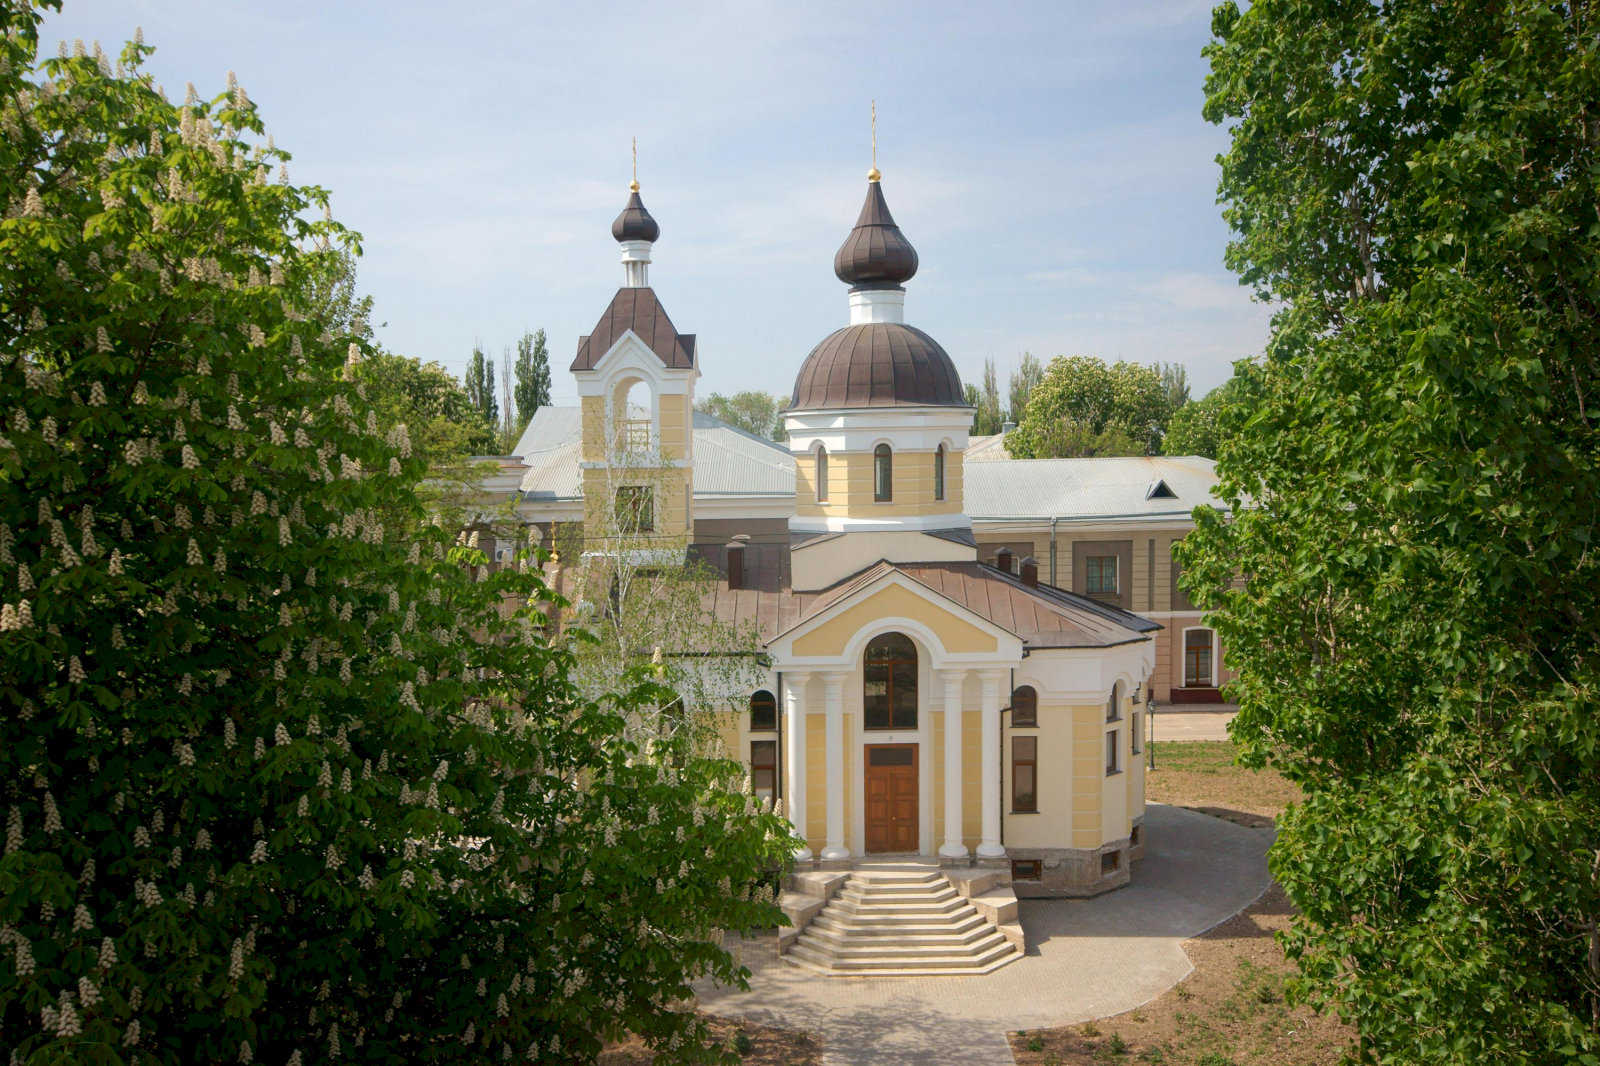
(1101, 850, 1121, 875)
(1130, 826, 1141, 848)
(1011, 859, 1041, 882)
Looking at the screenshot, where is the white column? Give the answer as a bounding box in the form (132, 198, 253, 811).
(977, 670, 1007, 859)
(784, 672, 812, 862)
(821, 672, 850, 862)
(939, 669, 969, 860)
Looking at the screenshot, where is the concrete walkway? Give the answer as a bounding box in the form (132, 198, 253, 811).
(696, 804, 1273, 1066)
(1151, 710, 1237, 742)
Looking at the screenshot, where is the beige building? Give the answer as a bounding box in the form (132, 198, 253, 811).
(497, 172, 1230, 898)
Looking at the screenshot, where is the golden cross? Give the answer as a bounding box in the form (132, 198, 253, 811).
(630, 136, 639, 192)
(869, 101, 880, 182)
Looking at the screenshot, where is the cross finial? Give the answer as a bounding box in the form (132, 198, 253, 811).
(630, 136, 639, 193)
(868, 101, 880, 183)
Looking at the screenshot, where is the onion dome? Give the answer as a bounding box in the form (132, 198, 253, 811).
(611, 187, 660, 243)
(833, 181, 918, 289)
(790, 322, 964, 411)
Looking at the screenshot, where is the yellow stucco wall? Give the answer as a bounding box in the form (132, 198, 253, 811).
(805, 711, 825, 856)
(1071, 704, 1105, 849)
(790, 583, 998, 657)
(796, 448, 963, 518)
(580, 467, 692, 536)
(1002, 701, 1073, 849)
(658, 393, 689, 461)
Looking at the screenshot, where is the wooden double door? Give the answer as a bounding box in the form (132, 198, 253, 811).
(864, 744, 919, 853)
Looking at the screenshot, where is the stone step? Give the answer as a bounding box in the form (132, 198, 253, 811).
(795, 929, 1009, 958)
(836, 886, 959, 905)
(810, 911, 990, 938)
(830, 898, 969, 919)
(800, 923, 999, 950)
(846, 870, 943, 886)
(786, 940, 1020, 973)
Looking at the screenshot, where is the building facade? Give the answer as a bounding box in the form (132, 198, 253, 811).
(494, 169, 1231, 896)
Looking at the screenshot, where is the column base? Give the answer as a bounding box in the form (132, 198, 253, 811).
(793, 845, 814, 864)
(976, 842, 1007, 860)
(938, 842, 970, 863)
(820, 844, 851, 863)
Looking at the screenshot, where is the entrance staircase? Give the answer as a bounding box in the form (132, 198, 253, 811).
(783, 864, 1022, 976)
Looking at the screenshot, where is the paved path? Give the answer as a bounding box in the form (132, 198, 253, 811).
(1150, 710, 1236, 743)
(696, 804, 1273, 1066)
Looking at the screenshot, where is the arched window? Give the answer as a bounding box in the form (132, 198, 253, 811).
(934, 444, 946, 501)
(1011, 685, 1037, 727)
(749, 689, 777, 731)
(874, 444, 893, 502)
(1106, 681, 1122, 722)
(815, 446, 829, 504)
(864, 632, 917, 730)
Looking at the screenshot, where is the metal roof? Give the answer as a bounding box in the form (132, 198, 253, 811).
(790, 322, 966, 411)
(963, 455, 1223, 520)
(510, 408, 1222, 518)
(834, 180, 918, 288)
(569, 287, 695, 372)
(511, 407, 794, 502)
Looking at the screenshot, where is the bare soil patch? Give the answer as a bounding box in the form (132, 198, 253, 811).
(1009, 884, 1352, 1066)
(1144, 741, 1300, 821)
(599, 1012, 822, 1066)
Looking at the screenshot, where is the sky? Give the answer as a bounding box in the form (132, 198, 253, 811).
(40, 0, 1269, 411)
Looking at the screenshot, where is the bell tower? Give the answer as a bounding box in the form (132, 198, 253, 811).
(571, 176, 698, 544)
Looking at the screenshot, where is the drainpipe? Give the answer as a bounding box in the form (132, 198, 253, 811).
(1049, 517, 1059, 586)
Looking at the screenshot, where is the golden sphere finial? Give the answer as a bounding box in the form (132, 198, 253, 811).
(867, 167, 881, 183)
(629, 178, 640, 193)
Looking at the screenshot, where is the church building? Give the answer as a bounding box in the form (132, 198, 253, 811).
(494, 164, 1232, 901)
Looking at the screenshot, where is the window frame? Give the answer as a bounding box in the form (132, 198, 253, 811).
(1086, 554, 1119, 596)
(1131, 710, 1142, 754)
(1011, 859, 1042, 882)
(615, 484, 654, 533)
(1010, 685, 1038, 728)
(749, 689, 777, 732)
(750, 739, 777, 802)
(863, 632, 918, 731)
(814, 446, 829, 504)
(1183, 626, 1216, 687)
(1105, 729, 1120, 775)
(1012, 734, 1038, 812)
(873, 443, 893, 502)
(934, 443, 946, 502)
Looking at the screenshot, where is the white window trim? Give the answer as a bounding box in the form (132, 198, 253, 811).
(1181, 625, 1218, 687)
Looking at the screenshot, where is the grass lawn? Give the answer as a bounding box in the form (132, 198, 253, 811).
(1144, 740, 1301, 828)
(599, 1013, 822, 1065)
(1011, 739, 1356, 1066)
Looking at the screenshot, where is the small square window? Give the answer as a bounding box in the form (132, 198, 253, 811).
(1130, 826, 1141, 848)
(1011, 859, 1041, 882)
(1101, 850, 1121, 875)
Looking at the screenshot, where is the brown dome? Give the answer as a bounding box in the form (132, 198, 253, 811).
(790, 323, 966, 411)
(611, 190, 660, 243)
(833, 181, 918, 288)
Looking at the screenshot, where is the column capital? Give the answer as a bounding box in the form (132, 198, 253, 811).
(784, 669, 814, 686)
(977, 667, 1010, 688)
(820, 670, 849, 694)
(936, 666, 970, 684)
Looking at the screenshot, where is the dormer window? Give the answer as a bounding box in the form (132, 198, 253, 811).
(874, 444, 893, 502)
(815, 446, 829, 504)
(934, 444, 946, 501)
(1146, 478, 1177, 500)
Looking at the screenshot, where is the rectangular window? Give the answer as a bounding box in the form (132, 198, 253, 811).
(1086, 555, 1118, 596)
(1012, 735, 1038, 812)
(1131, 711, 1142, 754)
(615, 485, 654, 533)
(815, 449, 829, 504)
(1184, 629, 1215, 687)
(1101, 849, 1121, 875)
(751, 740, 776, 803)
(1011, 859, 1041, 882)
(1105, 730, 1119, 775)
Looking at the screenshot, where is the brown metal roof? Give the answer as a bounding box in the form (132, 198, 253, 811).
(569, 287, 696, 372)
(692, 547, 1155, 650)
(611, 190, 660, 243)
(834, 181, 918, 288)
(789, 322, 965, 411)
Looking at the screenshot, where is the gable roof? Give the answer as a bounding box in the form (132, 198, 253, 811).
(569, 287, 696, 372)
(963, 456, 1221, 520)
(698, 554, 1156, 651)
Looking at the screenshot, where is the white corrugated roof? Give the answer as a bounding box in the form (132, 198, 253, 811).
(963, 455, 1222, 519)
(512, 407, 1219, 518)
(513, 407, 794, 501)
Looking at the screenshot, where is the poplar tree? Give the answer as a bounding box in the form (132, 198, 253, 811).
(0, 13, 788, 1065)
(1184, 1, 1600, 1060)
(512, 329, 551, 433)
